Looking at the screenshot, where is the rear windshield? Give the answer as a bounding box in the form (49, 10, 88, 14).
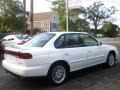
(24, 33, 55, 47)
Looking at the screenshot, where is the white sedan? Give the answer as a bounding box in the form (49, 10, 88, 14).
(2, 32, 119, 85)
(2, 34, 27, 46)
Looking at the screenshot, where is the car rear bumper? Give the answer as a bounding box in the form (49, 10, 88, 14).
(2, 60, 50, 77)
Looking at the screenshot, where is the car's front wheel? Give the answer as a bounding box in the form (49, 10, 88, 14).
(48, 62, 68, 85)
(106, 52, 115, 67)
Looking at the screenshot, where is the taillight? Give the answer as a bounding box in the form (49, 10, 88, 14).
(5, 50, 32, 59)
(18, 53, 32, 59)
(0, 44, 3, 48)
(18, 40, 26, 45)
(0, 40, 4, 48)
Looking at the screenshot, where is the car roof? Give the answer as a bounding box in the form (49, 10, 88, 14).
(47, 32, 88, 35)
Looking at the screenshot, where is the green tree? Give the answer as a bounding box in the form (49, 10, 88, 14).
(85, 1, 116, 34)
(52, 0, 90, 31)
(52, 0, 66, 31)
(0, 0, 24, 32)
(102, 22, 118, 37)
(70, 7, 90, 32)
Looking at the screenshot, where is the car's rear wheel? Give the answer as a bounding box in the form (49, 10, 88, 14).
(106, 52, 115, 67)
(48, 62, 68, 85)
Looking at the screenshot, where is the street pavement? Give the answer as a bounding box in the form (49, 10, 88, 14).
(97, 38, 120, 44)
(0, 38, 120, 90)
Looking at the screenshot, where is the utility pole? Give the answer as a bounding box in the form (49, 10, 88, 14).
(23, 0, 26, 34)
(66, 0, 69, 32)
(30, 0, 33, 36)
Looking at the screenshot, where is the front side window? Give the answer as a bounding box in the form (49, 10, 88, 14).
(80, 34, 98, 46)
(24, 33, 55, 47)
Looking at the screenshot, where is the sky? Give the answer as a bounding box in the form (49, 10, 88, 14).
(19, 0, 52, 12)
(18, 0, 120, 27)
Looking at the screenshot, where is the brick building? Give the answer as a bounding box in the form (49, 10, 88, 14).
(27, 12, 59, 33)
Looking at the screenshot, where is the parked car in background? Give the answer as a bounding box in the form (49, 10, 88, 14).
(2, 32, 119, 85)
(2, 34, 29, 46)
(96, 34, 103, 38)
(22, 34, 32, 41)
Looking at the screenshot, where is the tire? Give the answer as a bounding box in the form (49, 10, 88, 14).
(48, 62, 68, 85)
(106, 52, 115, 67)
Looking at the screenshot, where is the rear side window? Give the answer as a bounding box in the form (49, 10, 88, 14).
(55, 35, 65, 48)
(24, 33, 55, 47)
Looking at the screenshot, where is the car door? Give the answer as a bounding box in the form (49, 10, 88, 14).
(55, 33, 88, 71)
(80, 34, 105, 66)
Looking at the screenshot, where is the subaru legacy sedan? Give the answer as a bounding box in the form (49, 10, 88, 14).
(2, 32, 119, 85)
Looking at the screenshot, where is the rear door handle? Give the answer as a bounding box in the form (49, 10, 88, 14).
(88, 51, 92, 53)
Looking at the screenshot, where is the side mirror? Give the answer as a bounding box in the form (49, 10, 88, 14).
(99, 42, 102, 45)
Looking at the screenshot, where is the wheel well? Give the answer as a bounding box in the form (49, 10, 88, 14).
(47, 60, 70, 75)
(108, 50, 116, 58)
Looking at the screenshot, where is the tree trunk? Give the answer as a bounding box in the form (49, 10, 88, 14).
(94, 24, 98, 37)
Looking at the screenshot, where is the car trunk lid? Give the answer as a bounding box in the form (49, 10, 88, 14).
(4, 45, 33, 65)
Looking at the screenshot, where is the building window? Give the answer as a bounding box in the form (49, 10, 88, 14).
(45, 22, 48, 27)
(44, 22, 48, 27)
(52, 23, 57, 28)
(54, 16, 56, 20)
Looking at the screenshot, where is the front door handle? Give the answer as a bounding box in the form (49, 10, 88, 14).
(64, 53, 69, 56)
(88, 51, 92, 53)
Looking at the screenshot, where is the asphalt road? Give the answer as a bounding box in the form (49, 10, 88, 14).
(0, 43, 120, 90)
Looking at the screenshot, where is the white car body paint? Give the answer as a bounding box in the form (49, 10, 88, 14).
(2, 32, 119, 77)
